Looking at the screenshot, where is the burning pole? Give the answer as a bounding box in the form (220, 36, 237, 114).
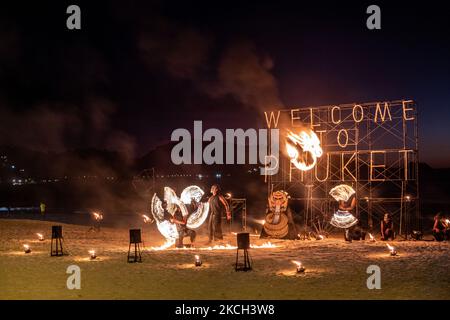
(90, 211, 103, 232)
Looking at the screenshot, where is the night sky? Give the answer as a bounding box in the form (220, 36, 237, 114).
(0, 1, 449, 167)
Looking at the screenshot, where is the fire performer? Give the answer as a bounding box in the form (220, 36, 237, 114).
(170, 206, 197, 248)
(432, 212, 450, 242)
(329, 184, 362, 242)
(380, 213, 395, 241)
(207, 184, 231, 243)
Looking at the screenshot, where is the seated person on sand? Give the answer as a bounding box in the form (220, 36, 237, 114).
(380, 213, 395, 241)
(170, 206, 197, 248)
(432, 212, 450, 242)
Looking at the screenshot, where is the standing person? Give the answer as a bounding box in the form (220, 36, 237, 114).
(40, 202, 46, 215)
(432, 212, 450, 242)
(380, 213, 395, 240)
(207, 184, 231, 243)
(338, 194, 357, 242)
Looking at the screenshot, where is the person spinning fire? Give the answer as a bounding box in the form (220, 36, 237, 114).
(432, 212, 450, 242)
(380, 213, 395, 241)
(162, 200, 196, 248)
(207, 184, 231, 243)
(339, 195, 365, 242)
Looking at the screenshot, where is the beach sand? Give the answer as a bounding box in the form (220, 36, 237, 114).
(0, 219, 449, 299)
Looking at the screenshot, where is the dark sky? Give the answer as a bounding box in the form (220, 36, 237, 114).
(0, 1, 449, 167)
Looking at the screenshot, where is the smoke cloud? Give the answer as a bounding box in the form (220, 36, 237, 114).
(139, 20, 283, 113)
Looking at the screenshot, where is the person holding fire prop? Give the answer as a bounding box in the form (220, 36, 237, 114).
(207, 184, 231, 243)
(161, 200, 197, 248)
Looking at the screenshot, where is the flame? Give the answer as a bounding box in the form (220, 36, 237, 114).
(317, 235, 324, 240)
(286, 129, 323, 171)
(202, 244, 237, 250)
(250, 241, 278, 248)
(291, 260, 302, 267)
(386, 243, 395, 251)
(92, 212, 103, 220)
(149, 241, 280, 251)
(195, 255, 200, 260)
(23, 244, 29, 250)
(88, 250, 96, 255)
(445, 219, 450, 226)
(369, 233, 375, 241)
(150, 239, 176, 251)
(254, 219, 266, 226)
(142, 214, 151, 223)
(36, 233, 43, 240)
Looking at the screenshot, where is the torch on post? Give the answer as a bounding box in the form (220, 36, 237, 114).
(90, 212, 103, 232)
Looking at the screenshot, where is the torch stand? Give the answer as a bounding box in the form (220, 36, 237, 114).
(235, 232, 252, 271)
(50, 225, 64, 256)
(128, 229, 142, 263)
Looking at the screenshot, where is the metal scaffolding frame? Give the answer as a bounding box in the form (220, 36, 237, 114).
(265, 100, 420, 236)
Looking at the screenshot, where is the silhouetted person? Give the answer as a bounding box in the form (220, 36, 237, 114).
(338, 195, 357, 242)
(380, 213, 395, 241)
(170, 207, 196, 248)
(207, 184, 231, 243)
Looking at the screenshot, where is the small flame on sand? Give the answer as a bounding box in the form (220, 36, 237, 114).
(291, 260, 302, 267)
(317, 235, 324, 240)
(36, 233, 44, 240)
(151, 239, 176, 251)
(386, 243, 395, 251)
(369, 233, 375, 241)
(23, 244, 30, 250)
(142, 215, 151, 223)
